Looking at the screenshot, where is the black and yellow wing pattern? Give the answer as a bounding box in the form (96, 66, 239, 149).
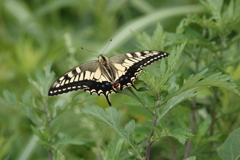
(48, 51, 169, 106)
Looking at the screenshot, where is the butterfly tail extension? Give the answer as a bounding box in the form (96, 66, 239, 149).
(104, 94, 112, 106)
(131, 84, 138, 91)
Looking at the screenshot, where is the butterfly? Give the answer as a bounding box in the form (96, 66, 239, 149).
(48, 50, 169, 106)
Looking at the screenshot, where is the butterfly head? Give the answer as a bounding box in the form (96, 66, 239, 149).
(98, 54, 110, 65)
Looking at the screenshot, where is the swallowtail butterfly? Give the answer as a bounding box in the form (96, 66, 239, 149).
(48, 51, 169, 106)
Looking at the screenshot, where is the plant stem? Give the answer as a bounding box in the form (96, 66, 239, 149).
(210, 88, 218, 147)
(48, 149, 53, 160)
(169, 137, 178, 160)
(166, 114, 178, 160)
(43, 99, 53, 160)
(184, 98, 196, 159)
(184, 44, 202, 159)
(145, 94, 163, 160)
(145, 114, 158, 160)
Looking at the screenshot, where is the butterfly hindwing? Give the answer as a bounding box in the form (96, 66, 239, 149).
(84, 80, 117, 106)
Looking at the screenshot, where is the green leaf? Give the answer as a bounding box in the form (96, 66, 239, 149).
(167, 42, 186, 72)
(186, 156, 196, 160)
(153, 126, 193, 145)
(21, 90, 32, 105)
(131, 0, 154, 14)
(27, 62, 55, 97)
(22, 106, 41, 126)
(43, 62, 55, 94)
(100, 135, 125, 160)
(51, 122, 63, 139)
(224, 0, 234, 20)
(165, 32, 188, 46)
(168, 82, 179, 94)
(0, 134, 16, 160)
(35, 0, 79, 16)
(37, 140, 52, 147)
(2, 90, 17, 105)
(54, 137, 85, 146)
(135, 23, 166, 50)
(159, 88, 197, 120)
(140, 42, 185, 96)
(169, 68, 208, 97)
(160, 68, 240, 119)
(200, 0, 223, 19)
(53, 148, 65, 160)
(196, 116, 211, 139)
(26, 73, 42, 96)
(120, 87, 147, 107)
(124, 120, 135, 143)
(184, 26, 210, 47)
(31, 125, 44, 140)
(217, 128, 240, 160)
(171, 128, 194, 145)
(81, 105, 141, 156)
(137, 87, 150, 92)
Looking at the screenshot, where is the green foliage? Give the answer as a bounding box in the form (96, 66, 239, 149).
(1, 0, 240, 160)
(217, 128, 240, 160)
(0, 132, 16, 160)
(81, 106, 141, 158)
(100, 135, 125, 160)
(186, 156, 196, 160)
(1, 63, 81, 159)
(153, 127, 194, 145)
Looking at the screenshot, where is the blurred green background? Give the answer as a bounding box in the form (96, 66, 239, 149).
(0, 0, 203, 95)
(1, 0, 240, 160)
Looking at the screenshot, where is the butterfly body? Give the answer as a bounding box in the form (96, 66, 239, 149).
(48, 51, 169, 106)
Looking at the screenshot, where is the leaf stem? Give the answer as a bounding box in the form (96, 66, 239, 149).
(145, 114, 158, 160)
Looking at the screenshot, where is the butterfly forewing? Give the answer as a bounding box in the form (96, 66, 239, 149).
(48, 50, 169, 106)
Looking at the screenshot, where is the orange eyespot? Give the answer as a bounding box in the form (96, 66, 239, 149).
(112, 83, 120, 88)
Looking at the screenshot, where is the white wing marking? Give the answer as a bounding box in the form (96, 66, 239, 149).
(75, 74, 79, 82)
(76, 67, 81, 73)
(124, 59, 135, 64)
(126, 53, 133, 57)
(79, 73, 84, 80)
(112, 63, 125, 71)
(85, 71, 91, 80)
(94, 67, 101, 79)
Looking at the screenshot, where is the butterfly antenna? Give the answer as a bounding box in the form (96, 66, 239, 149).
(101, 39, 112, 55)
(81, 47, 99, 55)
